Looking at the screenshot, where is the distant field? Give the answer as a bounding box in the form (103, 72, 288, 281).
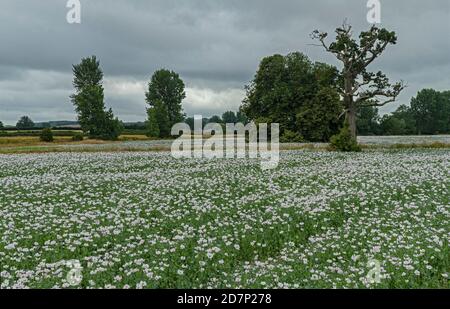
(0, 149, 448, 288)
(359, 135, 450, 145)
(0, 130, 83, 138)
(1, 135, 449, 154)
(0, 136, 107, 148)
(0, 129, 146, 137)
(0, 135, 152, 152)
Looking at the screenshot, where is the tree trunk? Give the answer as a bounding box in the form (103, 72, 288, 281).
(344, 70, 357, 140)
(346, 107, 357, 140)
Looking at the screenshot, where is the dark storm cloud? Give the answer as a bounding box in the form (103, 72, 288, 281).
(0, 0, 449, 124)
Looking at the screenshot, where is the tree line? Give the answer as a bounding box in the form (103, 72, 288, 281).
(358, 89, 450, 135)
(1, 23, 449, 147)
(68, 57, 249, 140)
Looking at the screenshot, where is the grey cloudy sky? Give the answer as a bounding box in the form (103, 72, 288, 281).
(0, 0, 449, 124)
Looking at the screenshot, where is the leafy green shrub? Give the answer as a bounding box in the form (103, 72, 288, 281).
(89, 112, 123, 141)
(39, 128, 54, 142)
(98, 117, 123, 141)
(329, 121, 361, 152)
(72, 133, 84, 141)
(280, 130, 304, 143)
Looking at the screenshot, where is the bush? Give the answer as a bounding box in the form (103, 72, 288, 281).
(280, 130, 304, 143)
(329, 121, 361, 152)
(99, 117, 123, 141)
(89, 113, 123, 141)
(40, 128, 54, 142)
(72, 133, 84, 141)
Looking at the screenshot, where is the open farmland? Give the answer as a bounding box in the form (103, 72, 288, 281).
(0, 149, 449, 289)
(0, 135, 449, 154)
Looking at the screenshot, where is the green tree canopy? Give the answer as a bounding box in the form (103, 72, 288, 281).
(146, 108, 160, 138)
(380, 114, 406, 135)
(72, 56, 103, 91)
(411, 89, 450, 134)
(241, 52, 342, 142)
(153, 99, 171, 137)
(146, 69, 186, 128)
(236, 111, 248, 124)
(222, 111, 237, 124)
(208, 115, 222, 123)
(71, 56, 122, 140)
(391, 105, 416, 134)
(357, 106, 380, 135)
(72, 84, 105, 133)
(16, 116, 35, 129)
(296, 87, 342, 142)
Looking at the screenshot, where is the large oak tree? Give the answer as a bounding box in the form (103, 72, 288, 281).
(312, 23, 405, 139)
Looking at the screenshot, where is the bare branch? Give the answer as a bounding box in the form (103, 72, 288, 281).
(310, 30, 345, 61)
(356, 81, 406, 105)
(352, 79, 372, 95)
(360, 98, 396, 107)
